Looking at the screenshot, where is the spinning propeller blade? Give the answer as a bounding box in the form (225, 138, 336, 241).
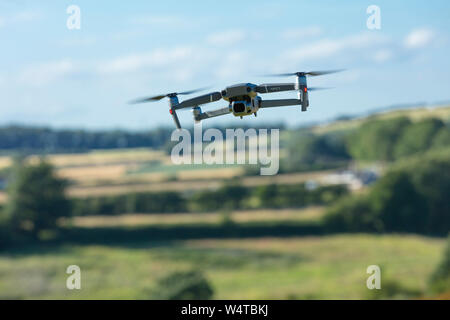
(264, 69, 345, 77)
(128, 86, 210, 104)
(307, 87, 333, 91)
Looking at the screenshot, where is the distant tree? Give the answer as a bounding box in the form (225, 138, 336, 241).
(284, 131, 349, 172)
(394, 118, 444, 159)
(369, 171, 428, 233)
(0, 211, 12, 248)
(431, 126, 450, 149)
(406, 155, 450, 234)
(323, 152, 450, 235)
(5, 160, 71, 238)
(254, 184, 279, 208)
(323, 195, 379, 233)
(151, 270, 214, 300)
(189, 183, 248, 212)
(346, 117, 411, 161)
(429, 235, 450, 294)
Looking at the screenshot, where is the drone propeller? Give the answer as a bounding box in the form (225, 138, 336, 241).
(265, 69, 344, 77)
(129, 86, 210, 104)
(308, 87, 333, 91)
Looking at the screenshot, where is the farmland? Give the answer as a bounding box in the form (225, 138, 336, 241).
(0, 147, 337, 201)
(1, 105, 449, 300)
(0, 234, 443, 299)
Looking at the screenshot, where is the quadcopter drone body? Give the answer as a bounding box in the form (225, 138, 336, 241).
(130, 70, 341, 129)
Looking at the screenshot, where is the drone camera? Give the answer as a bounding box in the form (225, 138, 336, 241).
(233, 102, 246, 113)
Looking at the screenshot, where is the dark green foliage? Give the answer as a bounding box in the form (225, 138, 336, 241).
(5, 161, 71, 238)
(151, 270, 214, 300)
(185, 184, 250, 212)
(61, 223, 323, 244)
(190, 183, 348, 212)
(0, 126, 173, 152)
(432, 126, 450, 148)
(347, 117, 411, 161)
(0, 124, 285, 153)
(253, 184, 280, 208)
(429, 235, 450, 294)
(252, 183, 348, 209)
(0, 216, 13, 248)
(323, 195, 379, 233)
(394, 118, 444, 158)
(309, 184, 349, 205)
(370, 171, 428, 233)
(70, 182, 348, 216)
(401, 155, 450, 234)
(323, 153, 450, 235)
(283, 131, 350, 172)
(283, 116, 449, 171)
(346, 117, 449, 161)
(72, 191, 187, 216)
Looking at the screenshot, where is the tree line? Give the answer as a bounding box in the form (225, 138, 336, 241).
(0, 123, 285, 153)
(0, 126, 172, 152)
(72, 182, 348, 216)
(323, 150, 450, 235)
(279, 116, 449, 173)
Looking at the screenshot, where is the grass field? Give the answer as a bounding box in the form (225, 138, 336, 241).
(1, 105, 448, 299)
(0, 234, 443, 299)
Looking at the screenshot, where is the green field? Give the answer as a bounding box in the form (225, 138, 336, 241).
(1, 105, 448, 300)
(0, 234, 443, 299)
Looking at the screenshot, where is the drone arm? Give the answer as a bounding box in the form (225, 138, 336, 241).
(175, 92, 222, 110)
(260, 98, 302, 107)
(195, 106, 231, 121)
(260, 98, 307, 111)
(169, 108, 182, 129)
(256, 83, 296, 94)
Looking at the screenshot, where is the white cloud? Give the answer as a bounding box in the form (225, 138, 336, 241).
(281, 32, 388, 63)
(282, 26, 323, 40)
(17, 60, 76, 87)
(62, 36, 97, 47)
(214, 51, 249, 79)
(0, 11, 41, 28)
(206, 30, 246, 46)
(97, 47, 195, 74)
(130, 15, 184, 26)
(373, 49, 393, 63)
(404, 28, 435, 49)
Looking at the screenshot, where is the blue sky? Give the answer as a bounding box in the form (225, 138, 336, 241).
(0, 0, 449, 129)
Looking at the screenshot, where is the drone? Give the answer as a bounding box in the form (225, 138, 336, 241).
(130, 70, 342, 129)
